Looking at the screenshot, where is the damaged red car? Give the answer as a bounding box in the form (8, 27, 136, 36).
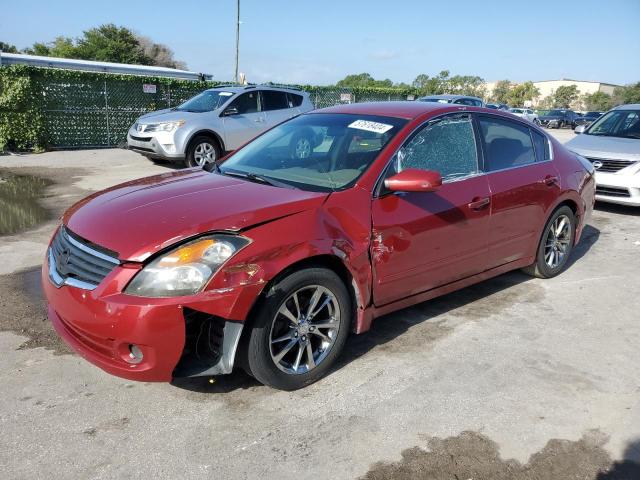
(43, 102, 595, 390)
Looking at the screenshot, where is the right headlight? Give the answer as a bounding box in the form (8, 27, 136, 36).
(125, 234, 250, 297)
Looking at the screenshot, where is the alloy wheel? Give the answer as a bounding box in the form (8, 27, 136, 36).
(544, 214, 571, 269)
(269, 285, 341, 374)
(193, 142, 217, 166)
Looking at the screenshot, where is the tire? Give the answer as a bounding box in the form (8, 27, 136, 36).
(534, 118, 541, 126)
(523, 206, 576, 279)
(289, 130, 315, 161)
(246, 267, 351, 390)
(558, 121, 564, 129)
(185, 135, 221, 168)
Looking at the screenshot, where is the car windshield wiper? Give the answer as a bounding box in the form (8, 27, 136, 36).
(221, 169, 297, 189)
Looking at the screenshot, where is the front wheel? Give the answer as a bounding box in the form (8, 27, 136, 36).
(246, 268, 351, 390)
(185, 136, 221, 168)
(523, 206, 576, 278)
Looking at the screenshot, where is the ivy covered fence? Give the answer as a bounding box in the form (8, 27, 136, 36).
(0, 65, 419, 151)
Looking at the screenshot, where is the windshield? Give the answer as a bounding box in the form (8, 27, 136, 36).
(548, 110, 566, 116)
(175, 90, 234, 112)
(420, 98, 451, 103)
(586, 112, 602, 118)
(218, 113, 407, 191)
(586, 110, 640, 139)
(511, 108, 523, 113)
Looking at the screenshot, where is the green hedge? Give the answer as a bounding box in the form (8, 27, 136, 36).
(0, 65, 419, 151)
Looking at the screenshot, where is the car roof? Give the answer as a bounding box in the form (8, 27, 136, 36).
(615, 103, 640, 110)
(206, 85, 306, 95)
(418, 94, 482, 101)
(311, 101, 483, 120)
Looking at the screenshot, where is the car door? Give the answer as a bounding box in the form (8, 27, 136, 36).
(260, 90, 296, 128)
(221, 91, 266, 150)
(477, 114, 560, 269)
(371, 113, 491, 306)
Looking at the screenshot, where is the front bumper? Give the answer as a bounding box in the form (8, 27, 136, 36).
(127, 131, 185, 161)
(594, 172, 640, 207)
(42, 253, 254, 382)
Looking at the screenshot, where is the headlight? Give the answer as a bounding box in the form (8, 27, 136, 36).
(143, 120, 185, 133)
(125, 234, 250, 297)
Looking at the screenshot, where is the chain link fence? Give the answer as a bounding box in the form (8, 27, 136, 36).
(1, 67, 417, 149)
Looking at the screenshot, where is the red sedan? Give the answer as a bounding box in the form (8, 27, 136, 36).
(43, 102, 595, 390)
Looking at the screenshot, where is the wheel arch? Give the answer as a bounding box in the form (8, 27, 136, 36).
(186, 129, 225, 154)
(234, 253, 363, 373)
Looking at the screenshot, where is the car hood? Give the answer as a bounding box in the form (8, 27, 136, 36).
(137, 108, 210, 123)
(566, 134, 640, 161)
(63, 169, 328, 262)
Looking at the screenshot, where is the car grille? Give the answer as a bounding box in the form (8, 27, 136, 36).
(595, 186, 631, 198)
(48, 227, 120, 290)
(586, 157, 636, 173)
(129, 135, 152, 142)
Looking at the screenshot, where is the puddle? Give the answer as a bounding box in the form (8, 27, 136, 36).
(0, 169, 52, 235)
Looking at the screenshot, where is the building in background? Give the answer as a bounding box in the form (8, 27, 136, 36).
(484, 78, 620, 109)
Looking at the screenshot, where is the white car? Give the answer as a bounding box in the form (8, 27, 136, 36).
(566, 104, 640, 207)
(509, 108, 540, 125)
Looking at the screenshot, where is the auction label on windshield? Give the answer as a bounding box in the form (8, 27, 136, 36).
(348, 120, 394, 134)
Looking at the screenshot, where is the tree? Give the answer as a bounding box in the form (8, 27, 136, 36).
(491, 80, 511, 104)
(0, 41, 19, 53)
(411, 70, 450, 95)
(336, 73, 393, 88)
(446, 74, 486, 97)
(507, 81, 540, 107)
(583, 91, 613, 111)
(21, 24, 187, 68)
(136, 35, 186, 69)
(613, 82, 640, 105)
(553, 85, 579, 108)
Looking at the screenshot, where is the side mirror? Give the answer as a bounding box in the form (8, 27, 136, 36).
(223, 106, 239, 116)
(574, 125, 586, 134)
(384, 169, 442, 193)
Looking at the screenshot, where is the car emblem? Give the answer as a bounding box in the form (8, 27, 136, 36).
(56, 249, 71, 276)
(592, 161, 603, 170)
(136, 124, 143, 132)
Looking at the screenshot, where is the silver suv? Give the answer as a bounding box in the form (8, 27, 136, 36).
(127, 85, 314, 167)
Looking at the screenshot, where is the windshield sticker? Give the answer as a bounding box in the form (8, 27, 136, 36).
(219, 92, 234, 96)
(348, 120, 394, 134)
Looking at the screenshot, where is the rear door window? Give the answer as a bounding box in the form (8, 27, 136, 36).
(478, 115, 536, 171)
(261, 90, 289, 111)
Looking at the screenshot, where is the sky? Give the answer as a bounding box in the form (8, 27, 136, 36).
(1, 0, 639, 86)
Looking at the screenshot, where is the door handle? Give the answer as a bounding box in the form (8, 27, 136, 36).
(468, 197, 490, 210)
(540, 175, 559, 186)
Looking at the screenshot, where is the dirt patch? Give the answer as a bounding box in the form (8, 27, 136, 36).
(361, 430, 640, 480)
(0, 267, 69, 353)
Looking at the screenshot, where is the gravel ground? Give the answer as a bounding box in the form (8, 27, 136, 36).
(1, 130, 640, 480)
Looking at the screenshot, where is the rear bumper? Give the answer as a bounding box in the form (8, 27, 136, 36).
(42, 254, 257, 382)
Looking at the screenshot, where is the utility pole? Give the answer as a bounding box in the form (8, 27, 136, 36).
(235, 0, 240, 84)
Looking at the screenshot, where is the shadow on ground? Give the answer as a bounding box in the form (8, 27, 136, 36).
(361, 430, 640, 480)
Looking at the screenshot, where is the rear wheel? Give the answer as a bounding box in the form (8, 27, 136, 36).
(246, 268, 351, 390)
(289, 130, 315, 161)
(186, 135, 221, 168)
(523, 206, 575, 278)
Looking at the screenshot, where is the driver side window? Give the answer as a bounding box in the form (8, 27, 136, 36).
(388, 114, 478, 182)
(227, 92, 259, 114)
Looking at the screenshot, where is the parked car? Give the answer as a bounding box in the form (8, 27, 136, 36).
(43, 102, 594, 390)
(418, 94, 484, 107)
(574, 111, 603, 127)
(127, 85, 315, 167)
(539, 109, 579, 129)
(509, 107, 540, 124)
(566, 104, 640, 206)
(486, 103, 511, 111)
